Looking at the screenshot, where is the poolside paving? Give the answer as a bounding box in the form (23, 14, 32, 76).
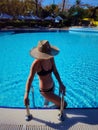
(0, 108, 98, 130)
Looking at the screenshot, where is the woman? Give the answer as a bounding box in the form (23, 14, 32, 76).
(24, 40, 67, 108)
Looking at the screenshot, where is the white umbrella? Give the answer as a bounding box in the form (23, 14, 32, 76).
(34, 16, 41, 20)
(17, 15, 25, 20)
(44, 16, 54, 20)
(24, 15, 35, 20)
(55, 16, 63, 21)
(0, 13, 13, 20)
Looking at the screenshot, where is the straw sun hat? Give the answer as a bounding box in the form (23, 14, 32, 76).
(30, 40, 59, 59)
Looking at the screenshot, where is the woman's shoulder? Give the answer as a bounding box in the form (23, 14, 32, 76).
(30, 59, 40, 72)
(32, 59, 40, 66)
(31, 59, 41, 69)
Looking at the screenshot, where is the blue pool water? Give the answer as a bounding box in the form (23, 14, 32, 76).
(0, 30, 98, 108)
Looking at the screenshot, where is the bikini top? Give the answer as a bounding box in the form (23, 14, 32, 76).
(37, 62, 53, 76)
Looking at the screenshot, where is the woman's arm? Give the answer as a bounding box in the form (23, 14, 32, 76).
(51, 58, 66, 95)
(24, 60, 37, 106)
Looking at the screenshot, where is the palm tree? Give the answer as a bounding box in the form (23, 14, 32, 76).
(62, 0, 65, 12)
(35, 0, 43, 16)
(76, 0, 81, 6)
(35, 0, 38, 16)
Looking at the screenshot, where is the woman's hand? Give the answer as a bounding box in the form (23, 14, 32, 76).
(24, 93, 29, 106)
(59, 83, 66, 95)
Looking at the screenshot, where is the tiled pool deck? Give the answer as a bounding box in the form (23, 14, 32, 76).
(0, 108, 98, 130)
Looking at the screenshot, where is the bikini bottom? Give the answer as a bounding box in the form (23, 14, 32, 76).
(40, 84, 54, 93)
(40, 84, 54, 106)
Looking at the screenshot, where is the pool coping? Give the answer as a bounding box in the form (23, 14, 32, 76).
(1, 26, 98, 33)
(0, 27, 69, 32)
(0, 108, 98, 130)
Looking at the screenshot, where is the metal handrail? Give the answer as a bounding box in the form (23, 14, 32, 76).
(58, 91, 65, 121)
(25, 86, 65, 121)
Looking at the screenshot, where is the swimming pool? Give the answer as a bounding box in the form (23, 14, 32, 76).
(0, 30, 98, 108)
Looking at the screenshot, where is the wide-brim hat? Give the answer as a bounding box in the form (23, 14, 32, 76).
(30, 40, 59, 59)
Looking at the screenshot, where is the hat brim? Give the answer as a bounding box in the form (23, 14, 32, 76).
(30, 46, 59, 59)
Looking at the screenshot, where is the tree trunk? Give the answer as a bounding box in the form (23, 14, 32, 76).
(62, 0, 65, 12)
(35, 0, 38, 16)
